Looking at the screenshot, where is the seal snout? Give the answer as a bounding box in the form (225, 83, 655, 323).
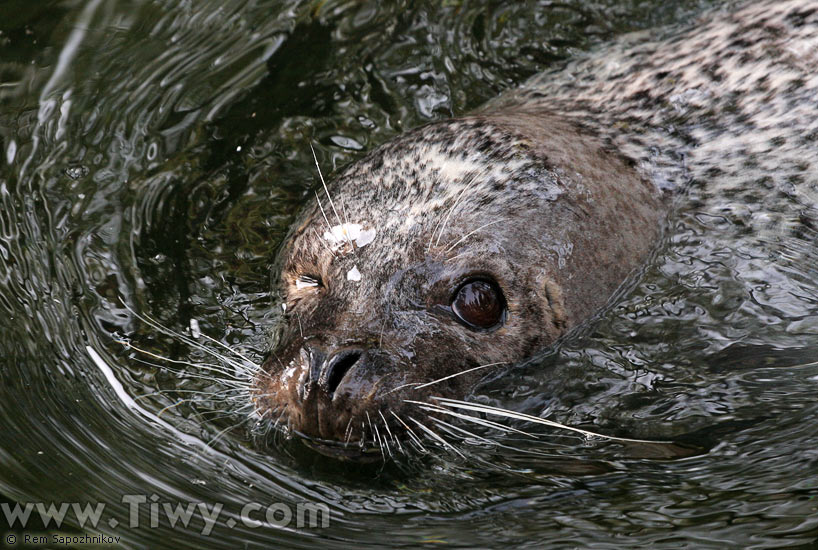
(291, 343, 384, 442)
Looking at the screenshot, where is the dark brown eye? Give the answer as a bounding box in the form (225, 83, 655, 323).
(451, 279, 506, 330)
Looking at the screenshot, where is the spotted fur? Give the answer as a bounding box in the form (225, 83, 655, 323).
(491, 0, 818, 238)
(253, 0, 818, 457)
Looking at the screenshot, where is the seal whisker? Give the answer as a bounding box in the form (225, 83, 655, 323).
(359, 420, 368, 448)
(255, 406, 273, 422)
(414, 361, 508, 389)
(431, 397, 671, 444)
(311, 225, 337, 258)
(424, 420, 469, 457)
(196, 408, 249, 424)
(313, 191, 337, 254)
(197, 332, 258, 371)
(340, 197, 353, 237)
(344, 418, 354, 445)
(378, 317, 387, 349)
(378, 410, 403, 454)
(406, 400, 536, 437)
(205, 420, 244, 449)
(122, 349, 251, 385)
(121, 337, 250, 379)
(384, 361, 507, 397)
(408, 416, 466, 459)
(250, 407, 274, 438)
(311, 143, 355, 253)
(429, 172, 479, 251)
(429, 418, 560, 473)
(443, 219, 502, 254)
(295, 312, 304, 339)
(365, 411, 386, 460)
(428, 416, 561, 458)
(442, 251, 470, 263)
(271, 408, 286, 432)
(133, 364, 248, 390)
(382, 381, 421, 395)
(125, 347, 243, 379)
(122, 303, 256, 376)
(154, 399, 189, 417)
(428, 416, 500, 448)
(137, 387, 248, 404)
(374, 423, 390, 459)
(390, 411, 427, 453)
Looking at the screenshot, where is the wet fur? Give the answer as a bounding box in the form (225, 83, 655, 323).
(253, 0, 818, 455)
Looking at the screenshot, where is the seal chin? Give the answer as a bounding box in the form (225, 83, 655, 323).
(298, 432, 386, 462)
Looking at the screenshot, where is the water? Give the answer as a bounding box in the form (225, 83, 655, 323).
(2, 0, 817, 548)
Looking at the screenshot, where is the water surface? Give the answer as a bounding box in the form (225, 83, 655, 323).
(2, 0, 818, 548)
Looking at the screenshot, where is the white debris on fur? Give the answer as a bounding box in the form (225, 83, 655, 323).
(324, 223, 376, 252)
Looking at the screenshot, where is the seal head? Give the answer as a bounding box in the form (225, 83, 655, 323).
(253, 108, 666, 456)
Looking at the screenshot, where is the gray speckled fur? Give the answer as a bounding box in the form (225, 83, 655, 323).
(492, 0, 818, 237)
(254, 0, 818, 452)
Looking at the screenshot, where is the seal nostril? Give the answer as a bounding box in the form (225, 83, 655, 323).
(323, 350, 362, 396)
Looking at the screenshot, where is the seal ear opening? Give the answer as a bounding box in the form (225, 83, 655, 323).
(542, 278, 567, 333)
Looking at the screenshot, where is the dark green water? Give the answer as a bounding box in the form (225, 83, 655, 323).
(2, 0, 818, 548)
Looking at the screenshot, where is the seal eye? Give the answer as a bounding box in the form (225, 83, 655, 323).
(451, 279, 506, 330)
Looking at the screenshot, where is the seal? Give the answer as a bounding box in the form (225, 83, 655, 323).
(252, 0, 818, 458)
